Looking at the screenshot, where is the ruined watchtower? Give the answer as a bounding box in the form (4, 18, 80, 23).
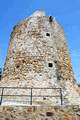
(0, 11, 80, 106)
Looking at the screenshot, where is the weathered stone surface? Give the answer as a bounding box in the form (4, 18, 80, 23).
(0, 10, 80, 105)
(0, 106, 80, 120)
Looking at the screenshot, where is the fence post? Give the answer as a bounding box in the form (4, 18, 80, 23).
(30, 88, 32, 105)
(60, 88, 63, 105)
(0, 88, 4, 105)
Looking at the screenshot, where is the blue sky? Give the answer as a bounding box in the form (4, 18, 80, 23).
(0, 0, 80, 83)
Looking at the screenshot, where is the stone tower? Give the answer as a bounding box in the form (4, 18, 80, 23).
(0, 11, 80, 106)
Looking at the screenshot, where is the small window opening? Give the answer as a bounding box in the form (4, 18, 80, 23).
(49, 16, 53, 22)
(46, 33, 50, 36)
(48, 63, 53, 67)
(46, 112, 53, 116)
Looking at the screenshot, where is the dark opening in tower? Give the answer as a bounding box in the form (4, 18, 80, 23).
(48, 63, 53, 67)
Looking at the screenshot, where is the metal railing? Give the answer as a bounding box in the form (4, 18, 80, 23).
(0, 87, 63, 105)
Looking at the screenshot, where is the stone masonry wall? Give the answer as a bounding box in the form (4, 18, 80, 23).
(0, 106, 80, 120)
(0, 11, 80, 106)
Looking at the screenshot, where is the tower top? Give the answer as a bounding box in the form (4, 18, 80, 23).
(31, 10, 46, 17)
